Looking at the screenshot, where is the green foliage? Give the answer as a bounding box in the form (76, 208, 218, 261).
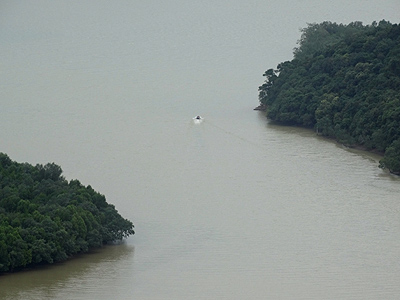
(258, 21, 400, 174)
(379, 139, 400, 174)
(0, 153, 134, 272)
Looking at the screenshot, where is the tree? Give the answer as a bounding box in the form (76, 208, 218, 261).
(0, 153, 135, 273)
(379, 139, 400, 174)
(258, 21, 400, 173)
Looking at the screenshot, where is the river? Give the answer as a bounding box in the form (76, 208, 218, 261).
(1, 1, 400, 299)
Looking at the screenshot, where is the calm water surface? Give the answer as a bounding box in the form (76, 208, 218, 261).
(1, 1, 400, 299)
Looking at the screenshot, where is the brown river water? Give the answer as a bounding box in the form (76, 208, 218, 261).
(1, 1, 400, 299)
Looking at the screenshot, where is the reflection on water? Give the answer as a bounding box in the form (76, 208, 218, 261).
(0, 243, 134, 300)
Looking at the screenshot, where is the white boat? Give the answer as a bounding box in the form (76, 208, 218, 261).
(193, 115, 203, 123)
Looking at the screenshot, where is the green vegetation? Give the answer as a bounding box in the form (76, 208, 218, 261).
(258, 20, 400, 174)
(0, 153, 134, 273)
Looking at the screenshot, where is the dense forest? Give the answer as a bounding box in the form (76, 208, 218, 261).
(258, 20, 400, 174)
(0, 153, 134, 273)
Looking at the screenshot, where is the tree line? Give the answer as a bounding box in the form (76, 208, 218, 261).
(0, 153, 134, 273)
(258, 20, 400, 174)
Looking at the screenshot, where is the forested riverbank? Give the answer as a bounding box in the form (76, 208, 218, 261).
(258, 20, 400, 174)
(0, 153, 134, 273)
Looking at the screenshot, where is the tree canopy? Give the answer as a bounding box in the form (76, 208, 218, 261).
(258, 20, 400, 174)
(0, 153, 134, 272)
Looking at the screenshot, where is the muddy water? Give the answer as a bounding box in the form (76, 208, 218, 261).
(1, 1, 400, 299)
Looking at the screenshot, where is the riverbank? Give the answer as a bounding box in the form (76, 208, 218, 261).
(255, 110, 393, 172)
(253, 104, 266, 111)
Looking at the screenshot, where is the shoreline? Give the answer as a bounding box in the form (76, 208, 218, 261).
(255, 109, 391, 165)
(253, 104, 267, 111)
